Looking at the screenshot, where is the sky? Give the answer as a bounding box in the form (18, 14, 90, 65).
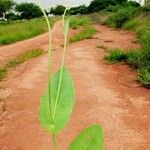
(15, 0, 92, 7)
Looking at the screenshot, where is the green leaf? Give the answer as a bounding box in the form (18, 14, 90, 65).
(63, 18, 70, 35)
(68, 125, 104, 150)
(38, 67, 74, 134)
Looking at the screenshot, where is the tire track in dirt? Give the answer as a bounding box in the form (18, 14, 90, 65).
(0, 22, 150, 150)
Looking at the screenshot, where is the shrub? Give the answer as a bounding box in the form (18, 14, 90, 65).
(138, 66, 150, 87)
(105, 49, 127, 63)
(70, 26, 97, 42)
(124, 1, 140, 7)
(107, 6, 137, 28)
(141, 4, 150, 12)
(105, 5, 121, 12)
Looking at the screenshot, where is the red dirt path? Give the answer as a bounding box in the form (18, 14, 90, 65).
(0, 22, 150, 150)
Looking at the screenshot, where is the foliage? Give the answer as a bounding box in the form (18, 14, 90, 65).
(141, 3, 150, 12)
(16, 3, 42, 20)
(50, 5, 65, 15)
(0, 17, 57, 45)
(138, 66, 150, 87)
(6, 49, 43, 68)
(68, 125, 103, 150)
(88, 0, 117, 13)
(70, 26, 97, 43)
(38, 3, 104, 149)
(105, 49, 127, 64)
(0, 0, 15, 20)
(106, 6, 138, 28)
(0, 49, 43, 81)
(123, 1, 140, 7)
(69, 5, 88, 15)
(69, 16, 91, 29)
(5, 12, 20, 21)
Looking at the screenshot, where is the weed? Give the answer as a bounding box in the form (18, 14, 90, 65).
(0, 68, 7, 81)
(38, 2, 103, 149)
(70, 26, 97, 42)
(138, 66, 150, 87)
(0, 17, 58, 45)
(106, 6, 138, 28)
(105, 49, 127, 64)
(0, 49, 43, 81)
(6, 49, 43, 68)
(69, 16, 91, 29)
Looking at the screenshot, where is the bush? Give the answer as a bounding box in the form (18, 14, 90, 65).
(105, 5, 121, 12)
(105, 49, 127, 64)
(124, 1, 140, 7)
(16, 3, 43, 20)
(141, 4, 150, 12)
(88, 0, 117, 13)
(138, 66, 150, 87)
(107, 6, 137, 28)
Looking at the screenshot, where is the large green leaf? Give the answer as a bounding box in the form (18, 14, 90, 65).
(38, 67, 74, 134)
(68, 125, 103, 150)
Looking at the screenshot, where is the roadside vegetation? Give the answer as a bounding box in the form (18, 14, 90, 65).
(69, 16, 96, 42)
(0, 17, 58, 45)
(88, 1, 150, 87)
(70, 26, 97, 43)
(69, 16, 91, 29)
(0, 49, 44, 80)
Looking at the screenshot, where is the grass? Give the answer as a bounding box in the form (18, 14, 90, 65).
(105, 48, 139, 65)
(69, 16, 91, 29)
(91, 4, 150, 87)
(0, 17, 58, 45)
(105, 49, 127, 64)
(0, 49, 44, 81)
(105, 48, 150, 87)
(70, 26, 97, 43)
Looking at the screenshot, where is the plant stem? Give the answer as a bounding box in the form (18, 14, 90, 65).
(52, 134, 58, 150)
(53, 8, 69, 119)
(37, 0, 52, 116)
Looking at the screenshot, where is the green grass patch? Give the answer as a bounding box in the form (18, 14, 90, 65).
(0, 49, 44, 81)
(0, 17, 58, 45)
(105, 48, 139, 66)
(70, 26, 97, 43)
(105, 49, 127, 64)
(69, 16, 91, 29)
(138, 66, 150, 87)
(105, 48, 150, 87)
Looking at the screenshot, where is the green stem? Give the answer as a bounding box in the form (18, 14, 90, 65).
(52, 8, 68, 119)
(37, 1, 52, 116)
(52, 134, 58, 150)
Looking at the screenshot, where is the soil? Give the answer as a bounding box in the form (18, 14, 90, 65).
(0, 21, 150, 150)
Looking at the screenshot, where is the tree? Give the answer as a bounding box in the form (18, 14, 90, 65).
(88, 0, 117, 13)
(16, 3, 42, 20)
(0, 0, 15, 21)
(115, 0, 127, 4)
(50, 5, 65, 15)
(69, 5, 88, 15)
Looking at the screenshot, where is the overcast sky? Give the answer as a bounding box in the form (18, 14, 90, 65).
(15, 0, 92, 7)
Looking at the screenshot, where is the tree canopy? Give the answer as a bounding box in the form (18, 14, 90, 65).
(16, 3, 42, 20)
(50, 5, 65, 15)
(0, 0, 15, 19)
(88, 0, 117, 13)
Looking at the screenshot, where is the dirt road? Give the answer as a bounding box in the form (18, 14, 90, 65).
(0, 22, 150, 150)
